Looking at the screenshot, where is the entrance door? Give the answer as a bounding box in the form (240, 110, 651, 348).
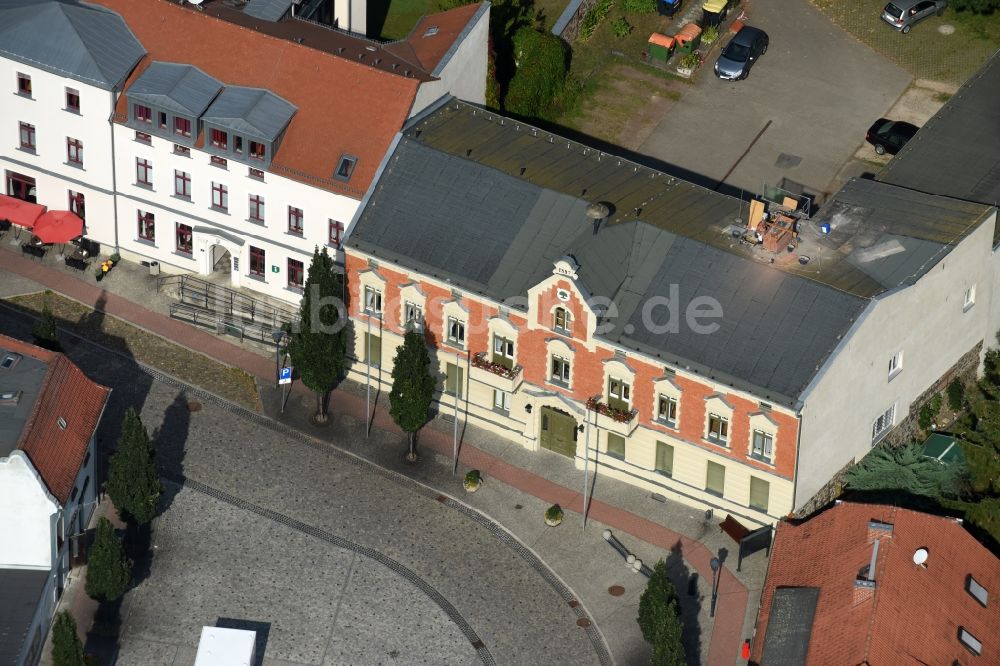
(540, 406, 578, 457)
(211, 245, 232, 274)
(6, 171, 36, 202)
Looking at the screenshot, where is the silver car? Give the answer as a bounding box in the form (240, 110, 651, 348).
(881, 0, 947, 34)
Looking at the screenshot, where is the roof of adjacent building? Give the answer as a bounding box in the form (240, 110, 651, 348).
(390, 2, 488, 76)
(0, 336, 110, 505)
(751, 503, 1000, 665)
(128, 62, 223, 117)
(202, 86, 297, 142)
(92, 0, 426, 197)
(0, 568, 49, 664)
(348, 99, 992, 404)
(243, 0, 293, 22)
(0, 0, 145, 90)
(878, 51, 1000, 242)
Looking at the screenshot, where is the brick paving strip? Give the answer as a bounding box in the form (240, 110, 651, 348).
(0, 251, 748, 665)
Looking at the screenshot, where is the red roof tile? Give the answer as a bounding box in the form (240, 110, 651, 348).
(399, 3, 483, 73)
(751, 502, 1000, 665)
(7, 337, 111, 505)
(93, 0, 422, 198)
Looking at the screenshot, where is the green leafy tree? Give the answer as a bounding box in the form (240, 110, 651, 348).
(287, 247, 345, 423)
(85, 517, 131, 602)
(948, 378, 966, 411)
(844, 443, 966, 498)
(51, 611, 84, 666)
(918, 394, 942, 430)
(389, 328, 437, 461)
(505, 27, 568, 117)
(106, 408, 162, 525)
(32, 301, 60, 352)
(637, 559, 685, 666)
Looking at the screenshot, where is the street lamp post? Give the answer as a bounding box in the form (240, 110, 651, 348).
(271, 329, 283, 389)
(582, 407, 591, 530)
(709, 556, 721, 618)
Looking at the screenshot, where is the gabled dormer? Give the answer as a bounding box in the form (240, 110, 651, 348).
(126, 62, 223, 147)
(201, 86, 297, 170)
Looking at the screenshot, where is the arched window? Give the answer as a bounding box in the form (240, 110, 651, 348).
(554, 306, 571, 334)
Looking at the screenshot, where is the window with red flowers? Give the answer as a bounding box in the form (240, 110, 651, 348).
(288, 206, 303, 235)
(249, 194, 265, 223)
(287, 258, 304, 289)
(250, 246, 266, 277)
(67, 138, 83, 166)
(174, 116, 191, 137)
(210, 128, 228, 150)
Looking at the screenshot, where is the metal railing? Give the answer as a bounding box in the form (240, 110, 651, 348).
(168, 302, 283, 345)
(157, 274, 299, 331)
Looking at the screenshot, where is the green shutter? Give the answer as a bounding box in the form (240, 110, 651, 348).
(606, 433, 626, 459)
(655, 441, 674, 476)
(364, 333, 381, 367)
(706, 460, 725, 496)
(446, 363, 464, 397)
(749, 476, 769, 512)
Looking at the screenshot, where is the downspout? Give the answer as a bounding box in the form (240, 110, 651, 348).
(791, 408, 803, 515)
(108, 91, 120, 253)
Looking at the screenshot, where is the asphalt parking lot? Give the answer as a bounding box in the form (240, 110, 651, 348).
(640, 0, 912, 201)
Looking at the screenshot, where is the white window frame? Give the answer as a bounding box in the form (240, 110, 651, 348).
(493, 335, 514, 360)
(493, 389, 510, 412)
(608, 376, 631, 405)
(447, 317, 466, 346)
(871, 403, 896, 443)
(553, 306, 572, 334)
(551, 355, 571, 385)
(959, 628, 982, 656)
(751, 430, 773, 463)
(888, 351, 903, 381)
(657, 395, 678, 426)
(404, 301, 423, 326)
(964, 285, 976, 311)
(363, 285, 382, 315)
(707, 413, 729, 445)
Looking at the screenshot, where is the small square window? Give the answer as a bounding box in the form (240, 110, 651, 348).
(174, 144, 190, 157)
(707, 413, 729, 444)
(404, 301, 423, 326)
(329, 219, 344, 247)
(65, 88, 80, 113)
(551, 356, 571, 385)
(966, 574, 988, 607)
(334, 154, 357, 181)
(493, 389, 510, 412)
(249, 141, 266, 161)
(447, 317, 465, 345)
(888, 351, 903, 380)
(364, 286, 383, 314)
(17, 73, 31, 96)
(210, 155, 228, 169)
(210, 128, 228, 150)
(135, 130, 152, 144)
(958, 628, 981, 656)
(964, 285, 976, 311)
(174, 116, 191, 137)
(657, 395, 677, 426)
(606, 433, 626, 460)
(751, 430, 773, 463)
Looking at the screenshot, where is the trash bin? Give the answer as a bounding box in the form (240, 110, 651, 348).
(149, 261, 160, 276)
(647, 33, 676, 63)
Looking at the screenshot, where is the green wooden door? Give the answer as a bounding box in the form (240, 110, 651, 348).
(540, 407, 577, 458)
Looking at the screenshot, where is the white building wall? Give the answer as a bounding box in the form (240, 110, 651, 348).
(112, 124, 359, 305)
(797, 211, 997, 509)
(331, 0, 366, 35)
(411, 5, 490, 114)
(0, 58, 120, 246)
(0, 452, 59, 570)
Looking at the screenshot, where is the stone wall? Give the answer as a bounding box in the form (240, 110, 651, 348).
(795, 339, 983, 518)
(552, 0, 599, 43)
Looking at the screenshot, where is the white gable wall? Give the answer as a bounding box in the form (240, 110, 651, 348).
(0, 451, 59, 570)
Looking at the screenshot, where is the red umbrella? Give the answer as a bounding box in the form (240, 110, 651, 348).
(31, 210, 83, 244)
(0, 194, 45, 228)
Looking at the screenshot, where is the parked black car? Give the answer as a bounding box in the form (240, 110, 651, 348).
(714, 26, 769, 81)
(865, 118, 919, 155)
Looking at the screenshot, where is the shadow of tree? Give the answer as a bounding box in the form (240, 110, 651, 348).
(663, 540, 703, 666)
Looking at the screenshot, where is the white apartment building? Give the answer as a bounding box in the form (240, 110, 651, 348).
(1, 0, 489, 305)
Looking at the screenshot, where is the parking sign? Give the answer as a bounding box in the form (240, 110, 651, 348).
(278, 367, 292, 385)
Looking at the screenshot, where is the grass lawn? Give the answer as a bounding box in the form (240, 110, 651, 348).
(811, 0, 1000, 84)
(370, 0, 440, 40)
(536, 0, 572, 30)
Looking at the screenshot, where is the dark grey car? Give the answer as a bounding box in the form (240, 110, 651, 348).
(714, 26, 769, 81)
(881, 0, 947, 34)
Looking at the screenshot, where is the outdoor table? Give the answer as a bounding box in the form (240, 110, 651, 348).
(65, 247, 91, 270)
(21, 238, 48, 259)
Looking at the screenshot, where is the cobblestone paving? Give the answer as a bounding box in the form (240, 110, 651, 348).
(0, 307, 601, 665)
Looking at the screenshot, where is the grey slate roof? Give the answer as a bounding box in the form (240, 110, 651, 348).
(878, 51, 1000, 241)
(760, 587, 820, 666)
(0, 347, 48, 458)
(202, 87, 297, 142)
(127, 62, 222, 117)
(0, 0, 145, 90)
(243, 0, 293, 21)
(349, 99, 993, 404)
(0, 568, 48, 665)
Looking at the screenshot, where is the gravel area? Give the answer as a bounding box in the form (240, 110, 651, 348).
(3, 291, 260, 411)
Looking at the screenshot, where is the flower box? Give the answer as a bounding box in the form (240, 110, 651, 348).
(587, 397, 639, 436)
(470, 351, 523, 392)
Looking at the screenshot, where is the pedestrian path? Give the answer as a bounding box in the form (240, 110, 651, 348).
(0, 248, 759, 665)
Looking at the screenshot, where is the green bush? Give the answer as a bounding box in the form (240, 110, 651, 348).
(611, 16, 632, 38)
(545, 504, 564, 522)
(579, 0, 614, 40)
(918, 394, 942, 430)
(678, 52, 701, 69)
(52, 611, 85, 666)
(85, 518, 131, 602)
(948, 378, 966, 411)
(505, 28, 568, 117)
(621, 0, 657, 12)
(702, 25, 719, 43)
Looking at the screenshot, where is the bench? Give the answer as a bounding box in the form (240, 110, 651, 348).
(719, 514, 751, 543)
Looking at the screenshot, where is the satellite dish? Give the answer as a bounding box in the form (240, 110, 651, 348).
(913, 548, 929, 566)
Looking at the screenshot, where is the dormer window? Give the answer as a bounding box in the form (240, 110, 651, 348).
(210, 129, 228, 149)
(234, 136, 243, 155)
(249, 141, 266, 161)
(174, 117, 191, 138)
(134, 104, 152, 124)
(335, 155, 357, 181)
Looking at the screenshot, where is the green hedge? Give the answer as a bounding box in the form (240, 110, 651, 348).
(505, 28, 568, 117)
